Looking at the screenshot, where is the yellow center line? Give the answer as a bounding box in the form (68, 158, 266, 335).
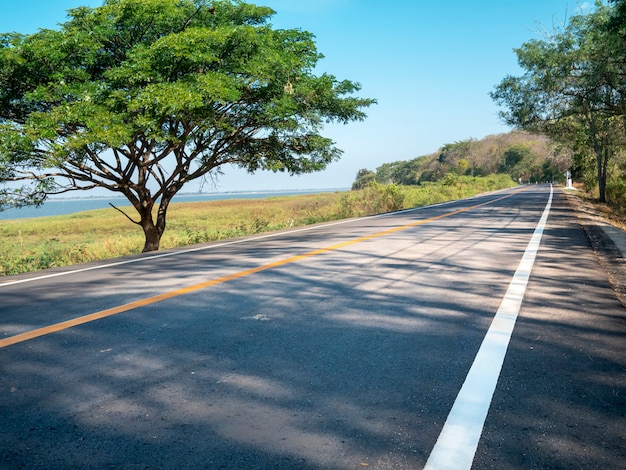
(0, 190, 523, 349)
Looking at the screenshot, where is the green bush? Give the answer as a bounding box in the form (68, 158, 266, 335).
(606, 176, 626, 209)
(338, 182, 405, 217)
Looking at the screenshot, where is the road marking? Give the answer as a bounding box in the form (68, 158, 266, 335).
(0, 189, 526, 349)
(424, 185, 553, 470)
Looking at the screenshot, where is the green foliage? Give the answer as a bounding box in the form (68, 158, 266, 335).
(351, 168, 376, 190)
(339, 182, 405, 217)
(375, 157, 428, 185)
(607, 176, 626, 205)
(440, 172, 459, 186)
(500, 144, 540, 182)
(439, 139, 476, 164)
(0, 0, 375, 251)
(351, 131, 567, 189)
(502, 144, 533, 169)
(401, 174, 516, 208)
(457, 159, 470, 176)
(491, 2, 626, 202)
(606, 154, 626, 205)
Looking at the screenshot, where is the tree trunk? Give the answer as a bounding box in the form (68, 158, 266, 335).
(589, 118, 609, 204)
(598, 148, 609, 203)
(594, 136, 610, 204)
(141, 220, 162, 252)
(139, 195, 171, 253)
(135, 200, 162, 253)
(597, 160, 607, 203)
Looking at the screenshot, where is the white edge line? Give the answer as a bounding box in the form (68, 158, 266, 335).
(0, 189, 513, 288)
(423, 184, 553, 470)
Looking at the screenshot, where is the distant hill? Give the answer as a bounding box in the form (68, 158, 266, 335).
(352, 131, 571, 189)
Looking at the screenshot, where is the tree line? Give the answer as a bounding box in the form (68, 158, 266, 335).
(352, 131, 570, 190)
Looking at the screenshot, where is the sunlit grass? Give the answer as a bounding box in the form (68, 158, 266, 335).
(0, 175, 516, 275)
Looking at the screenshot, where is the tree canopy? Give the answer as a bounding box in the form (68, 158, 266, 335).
(0, 0, 375, 251)
(491, 1, 626, 202)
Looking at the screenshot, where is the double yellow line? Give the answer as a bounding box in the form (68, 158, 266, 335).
(0, 190, 523, 349)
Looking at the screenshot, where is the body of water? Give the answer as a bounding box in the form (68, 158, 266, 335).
(0, 189, 346, 220)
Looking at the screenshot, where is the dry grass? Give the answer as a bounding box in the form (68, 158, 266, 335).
(566, 184, 626, 231)
(0, 175, 516, 276)
(0, 192, 344, 275)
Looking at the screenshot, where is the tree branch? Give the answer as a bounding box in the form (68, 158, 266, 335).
(109, 202, 141, 225)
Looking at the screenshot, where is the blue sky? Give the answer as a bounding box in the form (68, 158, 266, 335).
(0, 0, 588, 192)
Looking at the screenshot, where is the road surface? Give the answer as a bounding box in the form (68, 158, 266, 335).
(1, 185, 625, 469)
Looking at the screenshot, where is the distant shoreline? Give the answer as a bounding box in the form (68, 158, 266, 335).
(0, 188, 348, 220)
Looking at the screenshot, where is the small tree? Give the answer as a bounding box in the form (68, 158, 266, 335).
(351, 168, 376, 190)
(0, 0, 375, 251)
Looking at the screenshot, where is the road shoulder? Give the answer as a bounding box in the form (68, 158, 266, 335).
(565, 190, 626, 307)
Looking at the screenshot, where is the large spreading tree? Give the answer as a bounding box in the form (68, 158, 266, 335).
(491, 1, 626, 202)
(0, 0, 374, 251)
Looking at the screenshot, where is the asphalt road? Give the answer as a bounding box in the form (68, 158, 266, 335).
(1, 185, 625, 469)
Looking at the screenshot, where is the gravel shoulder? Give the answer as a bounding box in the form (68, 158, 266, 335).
(565, 190, 626, 307)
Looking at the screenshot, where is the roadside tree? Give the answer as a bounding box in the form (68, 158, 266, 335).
(0, 0, 374, 251)
(351, 168, 376, 190)
(491, 2, 625, 202)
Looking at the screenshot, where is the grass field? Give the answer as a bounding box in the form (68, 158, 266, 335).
(0, 175, 516, 276)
